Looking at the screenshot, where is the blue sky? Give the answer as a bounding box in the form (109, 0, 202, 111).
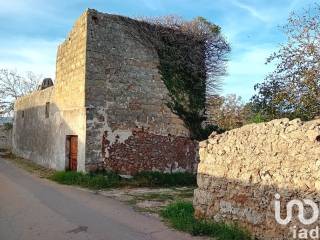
(0, 0, 316, 101)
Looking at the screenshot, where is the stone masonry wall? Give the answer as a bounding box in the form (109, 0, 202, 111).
(102, 128, 197, 173)
(194, 118, 320, 239)
(13, 9, 199, 174)
(0, 126, 12, 150)
(84, 10, 197, 174)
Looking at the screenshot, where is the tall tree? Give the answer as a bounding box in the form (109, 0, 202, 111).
(252, 4, 320, 121)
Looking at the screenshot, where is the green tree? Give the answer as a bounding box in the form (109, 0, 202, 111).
(251, 4, 320, 121)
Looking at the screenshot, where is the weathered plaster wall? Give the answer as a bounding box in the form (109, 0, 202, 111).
(193, 118, 320, 239)
(0, 126, 12, 150)
(84, 10, 197, 173)
(12, 11, 88, 171)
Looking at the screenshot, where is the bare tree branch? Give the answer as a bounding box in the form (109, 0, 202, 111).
(0, 69, 42, 115)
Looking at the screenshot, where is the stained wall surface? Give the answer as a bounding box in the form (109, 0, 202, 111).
(84, 10, 197, 174)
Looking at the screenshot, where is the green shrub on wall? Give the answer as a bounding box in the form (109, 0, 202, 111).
(3, 122, 13, 130)
(133, 16, 230, 140)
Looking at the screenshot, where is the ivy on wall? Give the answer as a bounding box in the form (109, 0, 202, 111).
(156, 33, 207, 140)
(152, 17, 229, 140)
(116, 15, 230, 140)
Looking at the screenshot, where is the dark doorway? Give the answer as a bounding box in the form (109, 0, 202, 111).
(66, 135, 78, 171)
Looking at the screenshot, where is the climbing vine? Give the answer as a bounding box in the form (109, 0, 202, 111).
(153, 17, 230, 140)
(116, 15, 230, 140)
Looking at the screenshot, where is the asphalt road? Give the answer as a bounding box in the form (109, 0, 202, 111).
(0, 158, 200, 240)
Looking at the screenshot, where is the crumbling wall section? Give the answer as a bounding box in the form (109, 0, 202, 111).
(194, 118, 320, 239)
(84, 10, 197, 173)
(102, 129, 198, 174)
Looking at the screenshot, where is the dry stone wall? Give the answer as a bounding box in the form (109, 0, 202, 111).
(194, 118, 320, 239)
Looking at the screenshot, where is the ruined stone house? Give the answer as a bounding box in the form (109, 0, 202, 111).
(12, 9, 200, 174)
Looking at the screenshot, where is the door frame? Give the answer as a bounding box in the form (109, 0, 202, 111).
(66, 135, 78, 171)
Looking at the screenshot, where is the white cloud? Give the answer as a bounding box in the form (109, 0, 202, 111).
(230, 0, 271, 23)
(223, 44, 277, 101)
(229, 47, 274, 75)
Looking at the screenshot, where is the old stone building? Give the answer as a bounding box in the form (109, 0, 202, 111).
(12, 9, 199, 174)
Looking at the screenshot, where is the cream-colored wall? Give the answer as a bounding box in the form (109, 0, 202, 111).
(12, 11, 88, 171)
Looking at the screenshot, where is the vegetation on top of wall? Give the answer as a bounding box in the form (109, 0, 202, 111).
(155, 17, 230, 140)
(125, 15, 230, 140)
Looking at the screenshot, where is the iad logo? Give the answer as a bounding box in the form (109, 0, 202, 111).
(274, 193, 320, 239)
(275, 193, 319, 225)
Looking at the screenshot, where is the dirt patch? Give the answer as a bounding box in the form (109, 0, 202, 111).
(99, 187, 195, 215)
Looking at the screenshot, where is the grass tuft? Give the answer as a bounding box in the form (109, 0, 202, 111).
(49, 171, 196, 189)
(49, 171, 120, 189)
(160, 201, 251, 240)
(129, 171, 196, 187)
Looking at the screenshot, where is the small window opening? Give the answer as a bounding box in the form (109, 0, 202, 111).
(92, 15, 98, 24)
(316, 135, 320, 142)
(45, 102, 50, 118)
(22, 111, 24, 118)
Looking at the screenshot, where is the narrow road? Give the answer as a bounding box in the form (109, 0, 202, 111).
(0, 158, 200, 240)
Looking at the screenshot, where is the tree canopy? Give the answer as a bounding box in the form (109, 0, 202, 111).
(251, 4, 320, 121)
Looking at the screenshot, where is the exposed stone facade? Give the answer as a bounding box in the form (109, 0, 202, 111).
(84, 11, 197, 173)
(102, 129, 198, 173)
(194, 118, 320, 239)
(13, 9, 198, 174)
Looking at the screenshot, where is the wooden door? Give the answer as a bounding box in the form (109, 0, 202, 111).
(69, 136, 78, 171)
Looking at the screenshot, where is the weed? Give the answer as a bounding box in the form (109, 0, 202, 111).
(160, 201, 251, 240)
